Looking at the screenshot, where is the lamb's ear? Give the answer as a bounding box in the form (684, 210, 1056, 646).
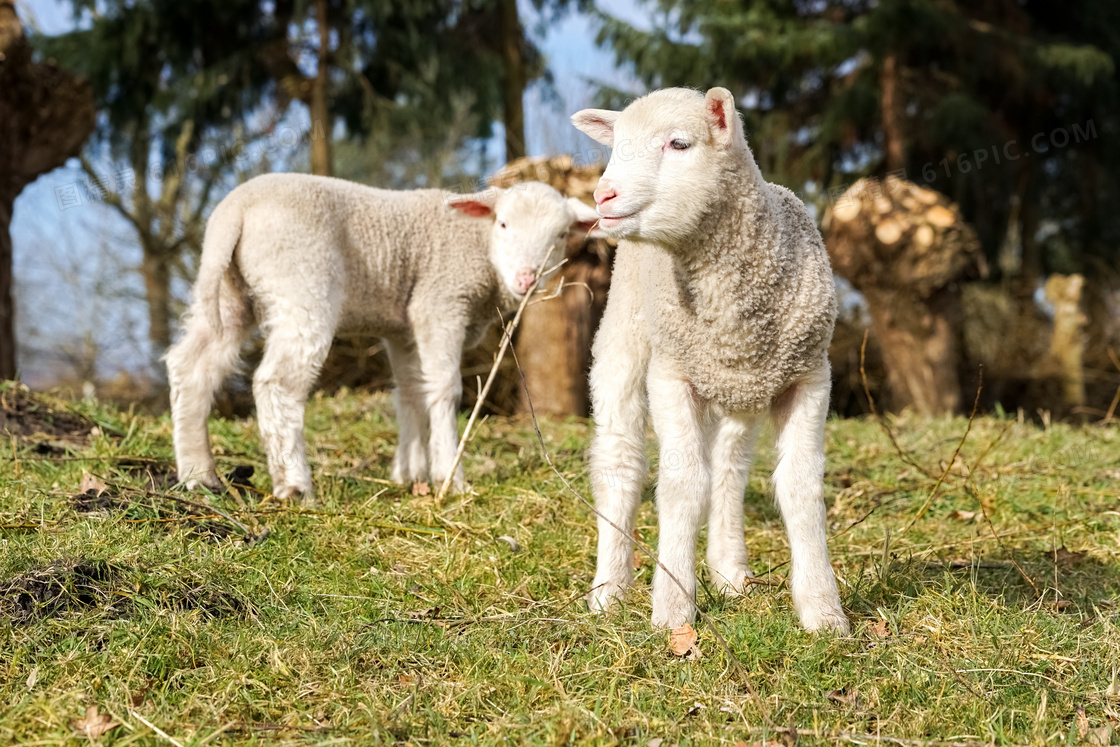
(704, 87, 743, 148)
(447, 187, 501, 218)
(571, 108, 619, 146)
(567, 197, 604, 237)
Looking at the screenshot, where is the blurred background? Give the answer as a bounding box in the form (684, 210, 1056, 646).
(3, 0, 1119, 422)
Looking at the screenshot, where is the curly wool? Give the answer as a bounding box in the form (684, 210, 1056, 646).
(616, 144, 836, 414)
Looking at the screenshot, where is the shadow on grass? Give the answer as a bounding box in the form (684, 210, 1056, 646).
(844, 548, 1120, 618)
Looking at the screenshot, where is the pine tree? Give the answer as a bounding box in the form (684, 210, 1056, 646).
(594, 0, 1120, 277)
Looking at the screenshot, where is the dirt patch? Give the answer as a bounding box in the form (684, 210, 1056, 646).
(0, 559, 129, 623)
(0, 557, 250, 623)
(0, 384, 97, 448)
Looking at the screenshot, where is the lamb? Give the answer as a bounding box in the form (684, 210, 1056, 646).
(571, 87, 850, 632)
(165, 173, 599, 500)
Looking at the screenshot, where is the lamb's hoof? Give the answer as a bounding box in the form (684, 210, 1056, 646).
(183, 470, 223, 493)
(799, 606, 850, 635)
(274, 483, 315, 506)
(587, 581, 627, 614)
(651, 603, 697, 631)
(710, 567, 751, 597)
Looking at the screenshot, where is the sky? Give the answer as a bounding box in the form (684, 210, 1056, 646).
(11, 0, 647, 386)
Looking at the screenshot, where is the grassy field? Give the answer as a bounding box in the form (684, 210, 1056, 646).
(1, 381, 1118, 745)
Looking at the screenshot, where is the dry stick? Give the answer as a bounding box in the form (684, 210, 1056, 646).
(904, 367, 983, 531)
(859, 331, 937, 480)
(435, 254, 567, 501)
(972, 483, 1041, 597)
(1104, 347, 1120, 423)
(503, 324, 779, 731)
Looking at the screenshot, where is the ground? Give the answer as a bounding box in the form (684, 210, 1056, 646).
(1, 381, 1118, 745)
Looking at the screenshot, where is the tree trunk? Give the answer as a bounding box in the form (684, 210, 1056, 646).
(0, 192, 15, 378)
(0, 0, 96, 380)
(1043, 274, 1087, 408)
(310, 0, 333, 176)
(499, 0, 526, 161)
(863, 286, 963, 414)
(880, 52, 905, 173)
(517, 253, 611, 416)
(140, 246, 173, 367)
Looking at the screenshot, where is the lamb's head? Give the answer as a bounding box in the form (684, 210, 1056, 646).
(571, 87, 747, 244)
(447, 182, 600, 298)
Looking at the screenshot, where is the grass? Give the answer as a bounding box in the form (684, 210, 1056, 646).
(1, 381, 1119, 745)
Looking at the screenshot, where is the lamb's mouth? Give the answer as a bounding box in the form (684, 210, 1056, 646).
(598, 211, 637, 228)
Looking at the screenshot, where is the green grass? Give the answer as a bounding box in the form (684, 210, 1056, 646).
(1, 382, 1119, 745)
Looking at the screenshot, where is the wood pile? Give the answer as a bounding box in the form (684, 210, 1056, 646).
(825, 176, 983, 414)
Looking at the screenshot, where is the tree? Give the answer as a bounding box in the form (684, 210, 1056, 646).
(0, 0, 95, 379)
(595, 0, 1120, 410)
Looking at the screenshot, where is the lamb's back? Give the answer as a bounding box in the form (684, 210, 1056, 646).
(229, 174, 494, 338)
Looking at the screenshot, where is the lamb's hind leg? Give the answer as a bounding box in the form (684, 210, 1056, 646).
(385, 338, 429, 484)
(253, 307, 337, 502)
(770, 363, 849, 633)
(706, 414, 761, 595)
(166, 289, 248, 491)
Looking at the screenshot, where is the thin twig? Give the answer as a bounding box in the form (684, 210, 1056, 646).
(905, 367, 983, 530)
(506, 324, 778, 730)
(436, 254, 562, 501)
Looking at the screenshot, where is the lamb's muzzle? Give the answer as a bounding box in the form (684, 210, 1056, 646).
(572, 86, 849, 634)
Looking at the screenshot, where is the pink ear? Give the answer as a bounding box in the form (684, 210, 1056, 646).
(704, 87, 739, 147)
(708, 98, 727, 132)
(448, 201, 493, 218)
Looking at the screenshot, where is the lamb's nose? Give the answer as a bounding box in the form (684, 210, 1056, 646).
(515, 269, 536, 293)
(594, 181, 617, 207)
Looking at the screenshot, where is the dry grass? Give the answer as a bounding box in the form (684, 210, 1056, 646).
(1, 381, 1118, 745)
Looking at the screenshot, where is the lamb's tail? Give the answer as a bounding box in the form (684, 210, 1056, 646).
(192, 195, 244, 335)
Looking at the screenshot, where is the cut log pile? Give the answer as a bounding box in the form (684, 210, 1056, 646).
(826, 176, 983, 298)
(825, 176, 983, 415)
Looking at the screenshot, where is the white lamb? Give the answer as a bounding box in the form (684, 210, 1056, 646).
(572, 87, 849, 632)
(165, 174, 599, 500)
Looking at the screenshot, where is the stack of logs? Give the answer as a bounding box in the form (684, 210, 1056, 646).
(825, 175, 983, 415)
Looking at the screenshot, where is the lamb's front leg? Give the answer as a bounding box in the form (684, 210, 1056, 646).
(770, 363, 850, 633)
(415, 323, 466, 493)
(385, 339, 429, 484)
(706, 414, 761, 595)
(648, 360, 712, 629)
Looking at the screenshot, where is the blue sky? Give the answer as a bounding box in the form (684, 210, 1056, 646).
(12, 0, 647, 385)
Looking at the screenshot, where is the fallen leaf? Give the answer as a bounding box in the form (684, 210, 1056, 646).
(1055, 546, 1087, 569)
(827, 687, 859, 707)
(669, 624, 700, 658)
(25, 667, 37, 690)
(868, 619, 891, 638)
(1077, 706, 1090, 740)
(1043, 599, 1073, 611)
(948, 509, 976, 521)
(79, 473, 108, 496)
(72, 706, 119, 739)
(411, 481, 431, 496)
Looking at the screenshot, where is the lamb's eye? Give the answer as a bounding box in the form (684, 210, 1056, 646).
(669, 138, 690, 151)
(499, 221, 507, 229)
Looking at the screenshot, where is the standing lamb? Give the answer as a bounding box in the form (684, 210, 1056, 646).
(571, 87, 849, 632)
(166, 174, 599, 500)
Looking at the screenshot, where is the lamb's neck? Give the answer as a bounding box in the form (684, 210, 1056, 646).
(671, 160, 777, 314)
